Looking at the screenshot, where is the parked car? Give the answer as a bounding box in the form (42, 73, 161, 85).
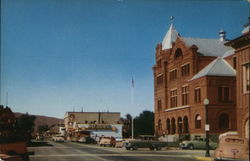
(77, 137, 86, 143)
(213, 135, 249, 161)
(179, 138, 217, 150)
(52, 136, 65, 142)
(0, 142, 27, 156)
(0, 154, 22, 161)
(124, 135, 167, 150)
(99, 136, 116, 147)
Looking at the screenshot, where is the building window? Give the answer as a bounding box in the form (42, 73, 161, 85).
(194, 88, 201, 103)
(175, 48, 183, 59)
(157, 59, 162, 67)
(181, 64, 190, 76)
(195, 115, 201, 129)
(243, 63, 250, 93)
(156, 75, 163, 87)
(158, 119, 162, 131)
(183, 116, 189, 133)
(219, 113, 229, 129)
(171, 118, 176, 134)
(170, 69, 177, 81)
(178, 117, 182, 134)
(182, 86, 189, 105)
(157, 100, 162, 111)
(170, 89, 178, 107)
(218, 86, 230, 103)
(233, 57, 236, 69)
(166, 119, 171, 134)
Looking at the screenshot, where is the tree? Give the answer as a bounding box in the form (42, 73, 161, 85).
(121, 113, 132, 138)
(133, 110, 154, 137)
(16, 114, 36, 141)
(38, 124, 49, 134)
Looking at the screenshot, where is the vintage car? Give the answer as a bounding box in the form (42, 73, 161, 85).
(99, 136, 116, 147)
(124, 135, 167, 150)
(52, 136, 65, 142)
(179, 138, 217, 150)
(0, 154, 22, 161)
(213, 135, 249, 161)
(0, 142, 27, 156)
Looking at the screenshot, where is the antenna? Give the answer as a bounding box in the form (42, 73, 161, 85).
(6, 92, 8, 106)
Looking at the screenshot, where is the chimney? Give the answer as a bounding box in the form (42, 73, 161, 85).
(219, 29, 227, 42)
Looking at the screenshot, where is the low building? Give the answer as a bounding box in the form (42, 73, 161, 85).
(64, 112, 122, 140)
(0, 105, 17, 140)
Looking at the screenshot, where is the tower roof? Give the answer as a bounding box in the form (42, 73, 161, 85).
(162, 24, 179, 50)
(190, 57, 236, 81)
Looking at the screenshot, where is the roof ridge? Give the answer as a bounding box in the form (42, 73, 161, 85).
(206, 57, 221, 74)
(183, 37, 219, 41)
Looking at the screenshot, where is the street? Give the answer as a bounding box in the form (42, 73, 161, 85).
(28, 141, 212, 161)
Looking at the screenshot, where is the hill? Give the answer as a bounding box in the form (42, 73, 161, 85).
(14, 112, 63, 132)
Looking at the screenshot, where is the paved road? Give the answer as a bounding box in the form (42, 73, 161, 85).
(28, 141, 212, 161)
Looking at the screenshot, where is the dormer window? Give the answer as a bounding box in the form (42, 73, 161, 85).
(174, 48, 183, 59)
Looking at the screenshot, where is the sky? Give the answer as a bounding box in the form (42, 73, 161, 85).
(1, 0, 249, 118)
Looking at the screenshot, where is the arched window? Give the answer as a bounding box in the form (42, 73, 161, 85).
(219, 113, 229, 129)
(195, 114, 201, 129)
(171, 118, 176, 134)
(166, 119, 171, 134)
(183, 116, 189, 133)
(174, 48, 183, 59)
(178, 117, 182, 134)
(158, 119, 162, 131)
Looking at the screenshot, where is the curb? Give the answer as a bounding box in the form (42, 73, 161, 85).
(194, 156, 212, 161)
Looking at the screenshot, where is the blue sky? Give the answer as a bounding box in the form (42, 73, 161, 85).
(1, 0, 249, 118)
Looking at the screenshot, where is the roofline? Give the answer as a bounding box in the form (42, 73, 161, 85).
(225, 32, 250, 46)
(65, 112, 121, 114)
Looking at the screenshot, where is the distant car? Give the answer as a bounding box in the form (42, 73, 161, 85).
(52, 136, 65, 142)
(99, 136, 116, 147)
(179, 138, 217, 150)
(36, 135, 44, 141)
(213, 135, 249, 161)
(78, 137, 86, 143)
(70, 137, 78, 142)
(124, 135, 167, 150)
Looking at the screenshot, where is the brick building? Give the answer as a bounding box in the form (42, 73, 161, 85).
(225, 22, 250, 139)
(0, 105, 17, 139)
(153, 24, 238, 141)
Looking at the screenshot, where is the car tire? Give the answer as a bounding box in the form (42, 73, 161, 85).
(156, 147, 161, 151)
(132, 145, 138, 150)
(149, 146, 154, 150)
(7, 151, 17, 156)
(188, 144, 194, 150)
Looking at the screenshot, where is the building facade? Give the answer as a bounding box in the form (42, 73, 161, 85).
(64, 112, 122, 140)
(153, 24, 237, 140)
(225, 23, 250, 139)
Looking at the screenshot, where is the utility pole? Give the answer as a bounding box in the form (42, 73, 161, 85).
(131, 77, 134, 139)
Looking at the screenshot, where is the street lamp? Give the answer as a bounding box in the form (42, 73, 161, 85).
(204, 98, 210, 157)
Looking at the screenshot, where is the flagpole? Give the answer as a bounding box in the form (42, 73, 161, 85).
(131, 77, 134, 139)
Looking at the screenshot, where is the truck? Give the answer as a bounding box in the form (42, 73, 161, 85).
(124, 135, 167, 150)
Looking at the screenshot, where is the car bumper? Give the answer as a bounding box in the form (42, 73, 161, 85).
(214, 157, 247, 161)
(179, 144, 188, 149)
